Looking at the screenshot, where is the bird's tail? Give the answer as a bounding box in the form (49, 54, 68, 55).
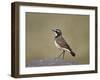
(70, 51, 75, 57)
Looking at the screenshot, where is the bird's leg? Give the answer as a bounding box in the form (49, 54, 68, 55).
(62, 50, 65, 59)
(55, 50, 64, 59)
(58, 52, 63, 58)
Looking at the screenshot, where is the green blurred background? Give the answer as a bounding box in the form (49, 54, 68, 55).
(26, 12, 89, 65)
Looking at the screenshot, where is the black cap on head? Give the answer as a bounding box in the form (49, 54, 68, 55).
(52, 29, 62, 36)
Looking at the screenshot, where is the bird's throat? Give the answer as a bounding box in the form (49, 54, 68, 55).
(55, 33, 61, 38)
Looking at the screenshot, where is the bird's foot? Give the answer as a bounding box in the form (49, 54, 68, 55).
(54, 56, 64, 60)
(54, 56, 61, 60)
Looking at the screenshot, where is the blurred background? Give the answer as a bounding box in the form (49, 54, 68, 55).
(26, 12, 89, 67)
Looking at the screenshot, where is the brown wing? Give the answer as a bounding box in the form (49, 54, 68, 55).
(56, 36, 72, 51)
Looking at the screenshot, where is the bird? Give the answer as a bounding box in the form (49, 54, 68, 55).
(52, 29, 75, 59)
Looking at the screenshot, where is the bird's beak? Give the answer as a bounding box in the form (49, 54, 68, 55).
(51, 29, 56, 32)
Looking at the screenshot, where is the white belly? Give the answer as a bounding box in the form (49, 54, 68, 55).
(54, 41, 61, 49)
(54, 41, 71, 52)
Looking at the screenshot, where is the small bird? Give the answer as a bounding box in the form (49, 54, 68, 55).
(52, 29, 75, 59)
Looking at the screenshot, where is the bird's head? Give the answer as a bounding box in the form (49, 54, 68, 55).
(52, 29, 62, 37)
